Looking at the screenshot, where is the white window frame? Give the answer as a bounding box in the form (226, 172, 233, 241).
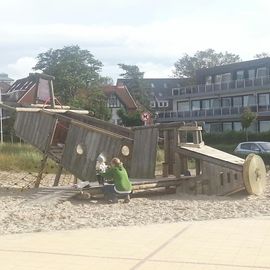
(172, 88, 180, 96)
(158, 101, 169, 108)
(150, 101, 156, 108)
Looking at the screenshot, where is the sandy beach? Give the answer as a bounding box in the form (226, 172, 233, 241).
(0, 171, 270, 235)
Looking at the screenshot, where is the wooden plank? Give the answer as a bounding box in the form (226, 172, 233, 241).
(64, 111, 133, 138)
(130, 127, 158, 178)
(177, 145, 244, 171)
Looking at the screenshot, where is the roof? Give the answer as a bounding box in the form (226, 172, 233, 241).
(117, 78, 191, 99)
(103, 85, 137, 110)
(3, 73, 52, 104)
(196, 57, 270, 78)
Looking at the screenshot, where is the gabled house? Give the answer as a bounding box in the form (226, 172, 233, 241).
(103, 85, 138, 125)
(2, 73, 55, 106)
(117, 78, 191, 112)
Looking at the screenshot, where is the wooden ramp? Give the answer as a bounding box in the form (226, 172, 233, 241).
(25, 187, 81, 205)
(179, 145, 245, 167)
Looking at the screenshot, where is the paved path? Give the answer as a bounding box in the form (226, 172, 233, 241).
(1, 217, 270, 269)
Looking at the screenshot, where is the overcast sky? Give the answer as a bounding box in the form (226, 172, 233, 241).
(1, 0, 270, 82)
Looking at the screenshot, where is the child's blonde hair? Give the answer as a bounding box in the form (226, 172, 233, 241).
(111, 157, 122, 166)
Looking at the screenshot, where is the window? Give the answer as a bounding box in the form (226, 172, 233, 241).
(158, 92, 163, 97)
(223, 122, 233, 131)
(233, 122, 242, 131)
(205, 76, 212, 84)
(191, 100, 200, 111)
(202, 99, 211, 109)
(212, 99, 221, 108)
(248, 69, 255, 79)
(236, 70, 244, 80)
(151, 83, 155, 88)
(150, 101, 156, 108)
(210, 123, 222, 133)
(259, 121, 270, 132)
(164, 83, 168, 88)
(258, 93, 270, 106)
(172, 88, 179, 96)
(215, 75, 222, 83)
(204, 123, 210, 133)
(221, 73, 231, 82)
(158, 101, 168, 108)
(222, 97, 231, 107)
(257, 67, 268, 78)
(108, 94, 120, 108)
(177, 101, 189, 111)
(243, 95, 256, 106)
(232, 96, 243, 107)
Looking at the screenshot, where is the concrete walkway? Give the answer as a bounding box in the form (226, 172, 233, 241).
(1, 218, 270, 269)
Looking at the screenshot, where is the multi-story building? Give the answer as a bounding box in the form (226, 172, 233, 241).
(118, 58, 270, 133)
(0, 73, 14, 85)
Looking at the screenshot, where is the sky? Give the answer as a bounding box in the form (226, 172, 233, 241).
(0, 0, 270, 83)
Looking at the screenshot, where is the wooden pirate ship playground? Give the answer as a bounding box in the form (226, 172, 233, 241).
(0, 73, 267, 201)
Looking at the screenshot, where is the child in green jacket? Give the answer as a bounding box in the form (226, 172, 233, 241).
(101, 157, 132, 203)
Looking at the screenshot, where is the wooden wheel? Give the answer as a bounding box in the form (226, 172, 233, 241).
(243, 154, 266, 195)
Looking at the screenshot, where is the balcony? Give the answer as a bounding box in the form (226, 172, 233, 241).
(157, 105, 270, 122)
(172, 76, 270, 97)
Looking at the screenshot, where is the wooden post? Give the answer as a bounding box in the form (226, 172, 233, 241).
(195, 159, 201, 176)
(35, 155, 48, 188)
(180, 155, 188, 175)
(162, 163, 169, 177)
(49, 79, 56, 109)
(53, 165, 63, 186)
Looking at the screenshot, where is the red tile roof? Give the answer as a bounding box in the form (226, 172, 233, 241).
(103, 85, 137, 111)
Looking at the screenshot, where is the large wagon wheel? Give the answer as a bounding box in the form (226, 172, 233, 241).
(243, 154, 266, 195)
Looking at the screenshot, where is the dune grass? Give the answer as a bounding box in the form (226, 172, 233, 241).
(0, 143, 57, 172)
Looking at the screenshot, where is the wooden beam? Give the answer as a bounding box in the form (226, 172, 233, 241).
(35, 155, 48, 188)
(53, 165, 63, 186)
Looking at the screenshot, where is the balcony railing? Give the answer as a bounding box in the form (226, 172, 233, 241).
(157, 105, 270, 120)
(172, 76, 270, 96)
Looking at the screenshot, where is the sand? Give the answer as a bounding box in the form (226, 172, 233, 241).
(0, 171, 270, 235)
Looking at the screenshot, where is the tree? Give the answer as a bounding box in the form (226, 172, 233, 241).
(240, 107, 257, 141)
(69, 83, 111, 121)
(33, 45, 112, 120)
(173, 49, 241, 82)
(117, 108, 143, 127)
(33, 45, 103, 103)
(254, 52, 270, 59)
(118, 64, 150, 110)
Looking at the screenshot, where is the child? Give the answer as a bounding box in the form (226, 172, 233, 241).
(101, 158, 132, 203)
(96, 155, 107, 185)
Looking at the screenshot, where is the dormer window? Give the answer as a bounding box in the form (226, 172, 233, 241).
(236, 70, 244, 80)
(215, 75, 222, 83)
(163, 83, 167, 88)
(221, 73, 231, 82)
(158, 101, 168, 107)
(151, 83, 155, 88)
(248, 69, 255, 79)
(205, 76, 212, 85)
(172, 88, 179, 96)
(150, 101, 156, 108)
(257, 67, 268, 78)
